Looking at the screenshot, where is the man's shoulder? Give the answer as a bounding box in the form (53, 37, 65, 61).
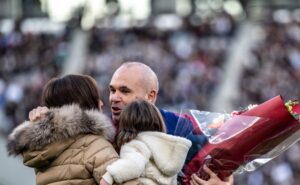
(159, 108, 179, 118)
(159, 108, 194, 124)
(159, 108, 194, 136)
(159, 109, 182, 127)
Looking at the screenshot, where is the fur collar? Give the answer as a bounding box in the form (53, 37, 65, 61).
(7, 104, 115, 155)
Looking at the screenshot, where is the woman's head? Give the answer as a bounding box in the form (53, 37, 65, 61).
(116, 100, 166, 148)
(42, 74, 103, 111)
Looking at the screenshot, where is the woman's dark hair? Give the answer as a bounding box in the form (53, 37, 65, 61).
(42, 74, 100, 110)
(116, 100, 166, 149)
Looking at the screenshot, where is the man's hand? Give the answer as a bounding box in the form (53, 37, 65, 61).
(231, 104, 258, 116)
(190, 165, 234, 185)
(29, 106, 49, 122)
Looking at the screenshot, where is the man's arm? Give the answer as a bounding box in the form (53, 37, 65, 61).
(183, 115, 234, 185)
(165, 110, 233, 185)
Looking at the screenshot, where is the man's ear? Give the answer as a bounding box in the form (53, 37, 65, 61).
(147, 89, 157, 104)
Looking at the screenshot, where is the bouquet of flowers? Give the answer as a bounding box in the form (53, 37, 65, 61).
(177, 95, 300, 184)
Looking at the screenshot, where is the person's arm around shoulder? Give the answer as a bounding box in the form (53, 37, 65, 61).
(29, 106, 49, 121)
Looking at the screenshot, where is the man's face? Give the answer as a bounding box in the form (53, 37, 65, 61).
(109, 68, 148, 123)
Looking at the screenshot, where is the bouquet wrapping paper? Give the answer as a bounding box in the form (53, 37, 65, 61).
(182, 95, 300, 184)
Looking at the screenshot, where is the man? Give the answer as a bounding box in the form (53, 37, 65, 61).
(108, 62, 233, 185)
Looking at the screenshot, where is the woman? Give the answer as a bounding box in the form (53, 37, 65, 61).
(6, 74, 138, 185)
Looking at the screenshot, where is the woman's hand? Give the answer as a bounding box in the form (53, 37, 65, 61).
(190, 165, 234, 185)
(29, 106, 49, 122)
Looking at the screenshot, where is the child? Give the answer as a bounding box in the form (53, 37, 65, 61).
(6, 74, 137, 185)
(100, 100, 192, 185)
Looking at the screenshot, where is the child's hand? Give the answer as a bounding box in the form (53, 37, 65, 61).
(99, 179, 109, 185)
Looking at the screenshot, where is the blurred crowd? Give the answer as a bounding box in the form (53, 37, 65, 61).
(85, 12, 235, 114)
(236, 12, 300, 107)
(0, 12, 236, 135)
(2, 9, 300, 185)
(234, 10, 300, 185)
(0, 13, 236, 183)
(0, 25, 68, 134)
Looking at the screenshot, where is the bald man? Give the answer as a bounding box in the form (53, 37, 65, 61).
(109, 62, 196, 137)
(109, 62, 159, 125)
(109, 62, 233, 185)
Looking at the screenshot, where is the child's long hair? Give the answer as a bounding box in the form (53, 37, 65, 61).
(116, 100, 166, 150)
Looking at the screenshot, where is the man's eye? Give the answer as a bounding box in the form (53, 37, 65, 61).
(120, 88, 131, 93)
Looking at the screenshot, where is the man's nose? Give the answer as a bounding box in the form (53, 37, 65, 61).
(110, 92, 122, 102)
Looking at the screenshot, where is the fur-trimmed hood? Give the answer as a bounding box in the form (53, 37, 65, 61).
(104, 131, 191, 185)
(137, 132, 191, 176)
(7, 104, 115, 156)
